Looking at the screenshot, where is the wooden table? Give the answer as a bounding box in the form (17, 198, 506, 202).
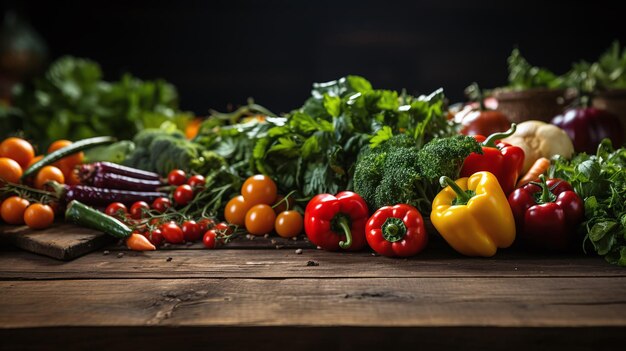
(1, 235, 625, 351)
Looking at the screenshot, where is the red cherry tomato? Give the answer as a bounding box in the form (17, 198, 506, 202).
(161, 221, 184, 244)
(214, 221, 233, 235)
(203, 229, 217, 249)
(182, 220, 202, 242)
(167, 169, 187, 186)
(130, 201, 150, 220)
(151, 197, 172, 213)
(198, 218, 216, 232)
(147, 228, 164, 247)
(174, 184, 194, 206)
(186, 174, 206, 188)
(105, 202, 127, 218)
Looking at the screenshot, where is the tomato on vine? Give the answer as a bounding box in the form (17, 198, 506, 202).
(224, 195, 253, 226)
(161, 222, 184, 244)
(1, 196, 30, 225)
(130, 201, 150, 220)
(174, 184, 194, 206)
(186, 174, 205, 189)
(182, 220, 202, 242)
(151, 197, 172, 213)
(203, 229, 217, 249)
(105, 202, 127, 218)
(167, 169, 187, 186)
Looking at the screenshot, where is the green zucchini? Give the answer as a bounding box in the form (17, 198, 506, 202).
(65, 200, 132, 239)
(21, 136, 116, 180)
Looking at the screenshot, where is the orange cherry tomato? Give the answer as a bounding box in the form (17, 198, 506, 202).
(274, 210, 303, 238)
(224, 195, 253, 226)
(0, 157, 23, 184)
(35, 165, 65, 189)
(0, 137, 35, 169)
(48, 140, 84, 170)
(241, 174, 277, 206)
(27, 155, 44, 168)
(245, 204, 276, 235)
(1, 196, 30, 225)
(24, 203, 55, 229)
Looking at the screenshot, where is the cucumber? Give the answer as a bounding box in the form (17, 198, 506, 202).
(65, 200, 132, 239)
(21, 136, 116, 180)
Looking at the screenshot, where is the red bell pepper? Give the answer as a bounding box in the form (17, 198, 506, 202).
(365, 204, 428, 257)
(460, 124, 525, 196)
(304, 191, 368, 251)
(508, 175, 584, 251)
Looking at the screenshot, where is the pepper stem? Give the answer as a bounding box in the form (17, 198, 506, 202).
(337, 217, 353, 249)
(530, 174, 557, 204)
(440, 176, 475, 206)
(382, 217, 407, 243)
(482, 123, 517, 148)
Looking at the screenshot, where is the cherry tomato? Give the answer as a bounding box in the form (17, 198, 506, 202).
(182, 220, 202, 242)
(168, 169, 187, 186)
(203, 229, 217, 249)
(147, 228, 164, 247)
(272, 194, 296, 214)
(214, 222, 233, 235)
(130, 201, 150, 220)
(35, 165, 65, 189)
(48, 140, 84, 171)
(151, 197, 172, 213)
(198, 218, 216, 232)
(1, 196, 30, 225)
(274, 210, 303, 238)
(161, 221, 185, 244)
(105, 202, 128, 218)
(245, 204, 276, 235)
(186, 174, 206, 188)
(241, 174, 277, 206)
(0, 157, 23, 184)
(173, 184, 194, 206)
(0, 137, 35, 169)
(224, 195, 253, 226)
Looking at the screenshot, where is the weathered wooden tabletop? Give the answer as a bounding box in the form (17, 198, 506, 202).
(1, 232, 625, 351)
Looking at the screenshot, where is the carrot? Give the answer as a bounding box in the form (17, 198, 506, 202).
(517, 157, 551, 188)
(126, 233, 156, 251)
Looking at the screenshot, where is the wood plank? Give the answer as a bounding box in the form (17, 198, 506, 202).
(1, 277, 625, 328)
(0, 223, 114, 260)
(0, 247, 623, 280)
(1, 326, 624, 351)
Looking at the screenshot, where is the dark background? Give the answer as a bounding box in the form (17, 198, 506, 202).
(2, 0, 625, 115)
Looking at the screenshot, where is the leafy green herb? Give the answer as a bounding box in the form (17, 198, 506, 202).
(507, 48, 564, 90)
(2, 56, 192, 148)
(549, 139, 626, 265)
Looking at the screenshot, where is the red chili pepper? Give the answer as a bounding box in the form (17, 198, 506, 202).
(460, 124, 525, 196)
(508, 175, 584, 251)
(365, 204, 428, 257)
(304, 191, 368, 251)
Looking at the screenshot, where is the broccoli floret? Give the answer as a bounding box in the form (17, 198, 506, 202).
(352, 134, 483, 216)
(417, 135, 482, 181)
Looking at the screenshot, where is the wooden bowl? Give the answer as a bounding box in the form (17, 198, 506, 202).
(494, 88, 568, 123)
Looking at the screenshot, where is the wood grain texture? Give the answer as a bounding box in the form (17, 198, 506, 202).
(0, 223, 113, 260)
(1, 277, 625, 329)
(0, 247, 623, 280)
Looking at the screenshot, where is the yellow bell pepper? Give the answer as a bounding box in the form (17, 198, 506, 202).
(431, 171, 516, 257)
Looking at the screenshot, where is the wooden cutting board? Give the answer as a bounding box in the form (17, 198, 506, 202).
(0, 223, 114, 261)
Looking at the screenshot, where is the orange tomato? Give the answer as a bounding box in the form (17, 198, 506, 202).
(35, 165, 65, 189)
(1, 196, 30, 225)
(0, 157, 23, 184)
(0, 137, 35, 169)
(27, 155, 44, 168)
(48, 140, 84, 170)
(24, 203, 55, 229)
